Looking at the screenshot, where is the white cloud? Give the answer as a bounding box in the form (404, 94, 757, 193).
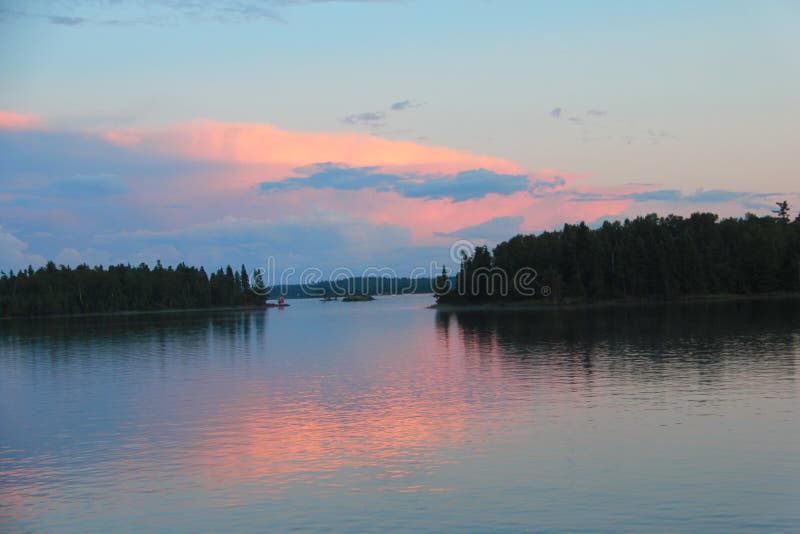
(54, 248, 82, 265)
(0, 227, 46, 270)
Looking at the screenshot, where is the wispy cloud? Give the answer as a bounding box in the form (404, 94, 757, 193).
(551, 107, 608, 120)
(395, 169, 529, 202)
(550, 107, 678, 147)
(570, 188, 767, 205)
(682, 189, 749, 203)
(261, 164, 530, 202)
(529, 175, 566, 197)
(0, 5, 186, 27)
(341, 111, 386, 126)
(621, 190, 683, 202)
(263, 163, 398, 192)
(0, 0, 397, 27)
(345, 99, 422, 129)
(49, 15, 85, 26)
(391, 100, 421, 111)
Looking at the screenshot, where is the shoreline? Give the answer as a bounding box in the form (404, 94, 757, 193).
(4, 292, 799, 319)
(430, 292, 800, 312)
(0, 303, 275, 321)
(0, 293, 435, 320)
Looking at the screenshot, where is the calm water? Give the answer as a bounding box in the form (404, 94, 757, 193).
(1, 295, 799, 532)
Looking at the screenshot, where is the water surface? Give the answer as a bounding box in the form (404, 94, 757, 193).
(1, 296, 799, 531)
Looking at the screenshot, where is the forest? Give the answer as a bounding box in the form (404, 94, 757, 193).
(436, 207, 800, 304)
(0, 260, 435, 317)
(0, 262, 266, 317)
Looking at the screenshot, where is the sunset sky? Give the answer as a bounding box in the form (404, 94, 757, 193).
(1, 0, 799, 275)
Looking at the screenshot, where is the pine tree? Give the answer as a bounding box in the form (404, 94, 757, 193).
(773, 201, 790, 222)
(434, 266, 449, 298)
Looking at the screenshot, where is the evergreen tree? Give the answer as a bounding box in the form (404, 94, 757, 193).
(438, 210, 800, 304)
(774, 201, 790, 222)
(241, 264, 250, 292)
(434, 266, 449, 299)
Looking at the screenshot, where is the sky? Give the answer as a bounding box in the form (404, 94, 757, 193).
(1, 0, 799, 277)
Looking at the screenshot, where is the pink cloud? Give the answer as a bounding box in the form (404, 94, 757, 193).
(98, 119, 552, 239)
(106, 119, 523, 176)
(99, 129, 141, 147)
(96, 121, 626, 241)
(3, 112, 650, 268)
(0, 111, 42, 130)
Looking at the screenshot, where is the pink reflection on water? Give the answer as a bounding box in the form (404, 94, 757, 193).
(191, 381, 473, 494)
(184, 315, 545, 497)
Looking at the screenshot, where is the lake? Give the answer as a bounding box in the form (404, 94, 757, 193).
(1, 295, 799, 532)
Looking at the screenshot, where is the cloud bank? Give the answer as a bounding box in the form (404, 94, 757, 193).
(0, 109, 790, 274)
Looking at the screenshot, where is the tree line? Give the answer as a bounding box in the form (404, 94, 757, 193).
(0, 258, 439, 317)
(5, 207, 799, 315)
(436, 207, 800, 304)
(0, 261, 266, 317)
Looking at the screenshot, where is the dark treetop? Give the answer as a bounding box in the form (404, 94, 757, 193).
(0, 262, 265, 317)
(436, 209, 800, 304)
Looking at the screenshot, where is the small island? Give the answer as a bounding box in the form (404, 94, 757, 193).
(342, 294, 375, 302)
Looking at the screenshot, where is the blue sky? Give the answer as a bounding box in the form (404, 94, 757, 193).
(1, 0, 799, 275)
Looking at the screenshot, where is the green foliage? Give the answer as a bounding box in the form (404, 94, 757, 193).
(439, 210, 800, 303)
(0, 263, 264, 317)
(342, 294, 375, 302)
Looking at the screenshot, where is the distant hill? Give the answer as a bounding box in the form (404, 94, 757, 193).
(274, 276, 435, 299)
